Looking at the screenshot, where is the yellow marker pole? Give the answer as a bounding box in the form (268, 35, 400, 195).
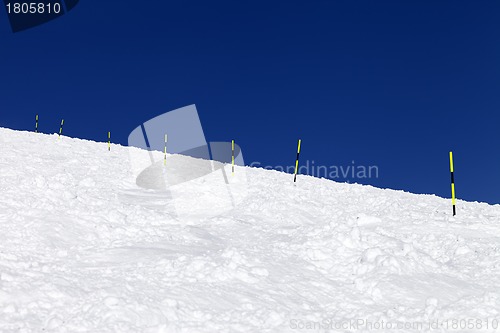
(108, 132, 111, 151)
(35, 114, 39, 133)
(164, 134, 168, 166)
(58, 119, 64, 140)
(294, 139, 302, 183)
(449, 151, 456, 216)
(232, 140, 235, 175)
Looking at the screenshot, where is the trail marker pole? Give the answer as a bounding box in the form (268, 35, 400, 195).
(35, 115, 39, 133)
(108, 132, 111, 151)
(449, 151, 456, 216)
(294, 139, 302, 183)
(232, 140, 235, 175)
(58, 119, 64, 140)
(164, 134, 168, 166)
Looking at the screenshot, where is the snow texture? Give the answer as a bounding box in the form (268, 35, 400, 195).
(0, 128, 499, 332)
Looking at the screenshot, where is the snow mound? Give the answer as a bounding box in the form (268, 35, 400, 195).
(0, 128, 499, 332)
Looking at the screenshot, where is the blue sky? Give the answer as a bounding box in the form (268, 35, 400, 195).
(1, 1, 499, 204)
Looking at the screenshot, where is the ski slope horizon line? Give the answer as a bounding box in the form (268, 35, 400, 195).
(1, 125, 492, 209)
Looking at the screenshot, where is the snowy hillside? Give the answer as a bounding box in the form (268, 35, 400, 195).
(0, 127, 499, 333)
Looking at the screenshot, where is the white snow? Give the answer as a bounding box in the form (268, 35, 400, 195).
(0, 127, 499, 332)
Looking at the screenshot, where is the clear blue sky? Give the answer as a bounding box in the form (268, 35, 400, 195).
(1, 1, 499, 204)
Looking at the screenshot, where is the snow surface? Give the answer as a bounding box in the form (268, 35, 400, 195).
(0, 127, 499, 332)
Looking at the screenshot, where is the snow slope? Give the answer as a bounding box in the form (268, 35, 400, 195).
(0, 127, 499, 332)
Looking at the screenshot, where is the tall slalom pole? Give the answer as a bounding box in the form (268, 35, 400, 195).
(449, 151, 456, 216)
(232, 140, 235, 176)
(58, 119, 64, 140)
(294, 139, 302, 183)
(164, 134, 168, 166)
(35, 114, 39, 133)
(108, 132, 111, 151)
